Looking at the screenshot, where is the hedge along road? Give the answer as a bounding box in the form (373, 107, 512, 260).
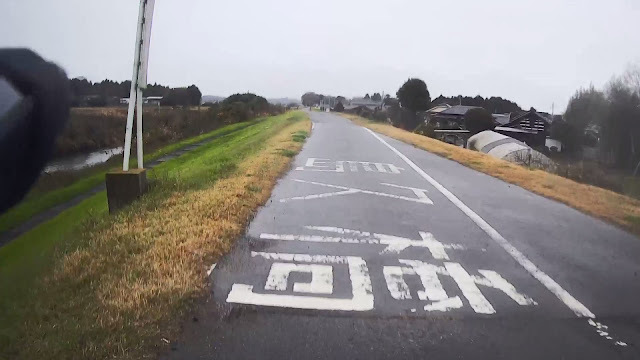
(165, 111, 640, 359)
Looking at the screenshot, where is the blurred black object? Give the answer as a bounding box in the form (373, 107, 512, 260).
(0, 49, 70, 214)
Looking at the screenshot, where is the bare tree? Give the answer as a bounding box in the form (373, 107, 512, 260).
(623, 63, 640, 96)
(603, 77, 640, 171)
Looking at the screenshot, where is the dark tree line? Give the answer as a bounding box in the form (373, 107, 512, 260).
(69, 77, 202, 107)
(431, 95, 522, 113)
(161, 85, 202, 107)
(204, 93, 283, 122)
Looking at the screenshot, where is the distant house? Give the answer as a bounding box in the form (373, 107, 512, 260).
(492, 113, 510, 125)
(120, 96, 163, 106)
(429, 105, 481, 129)
(420, 104, 451, 123)
(344, 98, 383, 112)
(144, 96, 163, 106)
(425, 104, 556, 148)
(426, 103, 451, 114)
(496, 108, 553, 147)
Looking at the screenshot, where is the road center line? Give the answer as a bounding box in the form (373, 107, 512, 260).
(364, 127, 595, 318)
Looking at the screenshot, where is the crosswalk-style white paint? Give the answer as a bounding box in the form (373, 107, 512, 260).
(226, 251, 374, 311)
(260, 226, 464, 256)
(279, 179, 433, 205)
(295, 158, 404, 174)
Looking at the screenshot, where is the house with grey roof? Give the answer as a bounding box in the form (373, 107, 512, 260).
(428, 105, 481, 129)
(496, 108, 553, 147)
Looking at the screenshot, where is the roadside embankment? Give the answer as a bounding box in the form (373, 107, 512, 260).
(0, 111, 311, 359)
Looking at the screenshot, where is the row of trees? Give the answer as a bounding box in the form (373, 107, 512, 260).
(364, 93, 383, 102)
(301, 92, 389, 107)
(204, 93, 283, 122)
(69, 78, 202, 107)
(160, 85, 202, 107)
(431, 95, 522, 114)
(301, 80, 522, 134)
(381, 78, 522, 131)
(556, 65, 640, 171)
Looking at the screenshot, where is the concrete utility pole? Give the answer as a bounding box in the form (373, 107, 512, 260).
(105, 0, 155, 213)
(123, 0, 155, 171)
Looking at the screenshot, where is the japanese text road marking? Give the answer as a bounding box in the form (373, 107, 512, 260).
(226, 252, 536, 314)
(384, 259, 536, 314)
(280, 179, 433, 205)
(226, 252, 374, 311)
(260, 226, 464, 257)
(296, 158, 404, 174)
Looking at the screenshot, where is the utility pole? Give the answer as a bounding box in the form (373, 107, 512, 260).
(122, 0, 155, 171)
(106, 0, 155, 213)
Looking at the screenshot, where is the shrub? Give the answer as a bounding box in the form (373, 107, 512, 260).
(414, 122, 436, 138)
(372, 110, 388, 122)
(464, 108, 495, 134)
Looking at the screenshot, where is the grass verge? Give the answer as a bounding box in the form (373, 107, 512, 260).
(0, 111, 311, 359)
(342, 113, 640, 236)
(0, 119, 261, 234)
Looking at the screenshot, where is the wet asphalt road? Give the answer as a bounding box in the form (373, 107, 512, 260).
(164, 111, 640, 359)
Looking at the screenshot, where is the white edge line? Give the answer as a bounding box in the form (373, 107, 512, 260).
(207, 263, 217, 276)
(364, 127, 595, 318)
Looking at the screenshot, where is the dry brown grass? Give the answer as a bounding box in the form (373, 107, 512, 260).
(343, 113, 640, 236)
(16, 115, 310, 359)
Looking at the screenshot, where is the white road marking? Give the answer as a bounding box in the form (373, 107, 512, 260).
(364, 127, 595, 318)
(587, 319, 628, 346)
(265, 263, 333, 294)
(226, 252, 374, 311)
(382, 183, 434, 203)
(206, 263, 217, 276)
(383, 266, 412, 299)
(296, 158, 404, 173)
(346, 161, 359, 172)
(474, 270, 537, 306)
(301, 158, 343, 172)
(418, 232, 449, 260)
(260, 226, 463, 256)
(444, 262, 496, 314)
(385, 259, 532, 314)
(374, 162, 387, 173)
(280, 179, 433, 205)
(252, 251, 347, 264)
(398, 260, 449, 301)
(424, 296, 464, 312)
(361, 162, 374, 172)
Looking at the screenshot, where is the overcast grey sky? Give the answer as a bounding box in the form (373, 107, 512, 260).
(2, 0, 639, 112)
